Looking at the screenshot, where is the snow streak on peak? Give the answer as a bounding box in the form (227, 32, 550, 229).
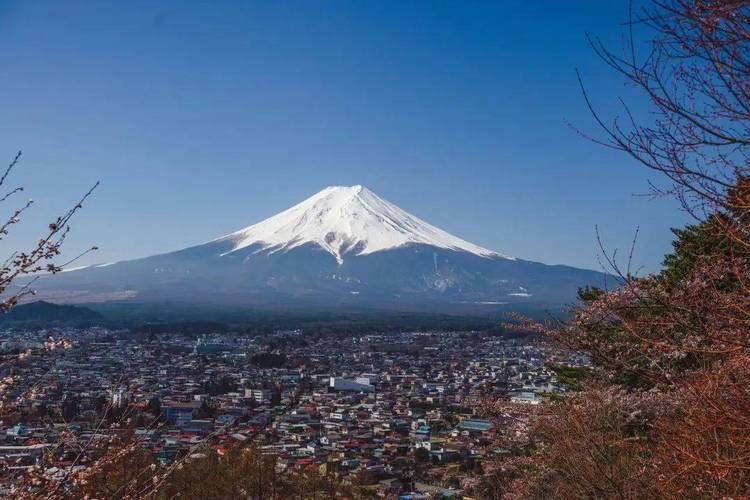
(217, 185, 512, 264)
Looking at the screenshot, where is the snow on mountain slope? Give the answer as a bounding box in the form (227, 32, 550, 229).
(30, 184, 608, 311)
(214, 185, 512, 264)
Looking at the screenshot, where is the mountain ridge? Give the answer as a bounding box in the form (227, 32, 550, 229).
(1, 301, 103, 323)
(26, 185, 607, 313)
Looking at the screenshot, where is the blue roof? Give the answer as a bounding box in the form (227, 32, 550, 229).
(457, 419, 492, 431)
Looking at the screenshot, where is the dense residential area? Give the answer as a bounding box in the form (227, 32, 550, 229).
(0, 326, 586, 498)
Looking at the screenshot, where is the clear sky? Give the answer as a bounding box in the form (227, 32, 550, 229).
(0, 1, 687, 274)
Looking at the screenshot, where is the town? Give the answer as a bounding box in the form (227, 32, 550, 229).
(0, 326, 587, 498)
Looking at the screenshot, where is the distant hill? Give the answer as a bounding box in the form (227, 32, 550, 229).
(0, 301, 103, 323)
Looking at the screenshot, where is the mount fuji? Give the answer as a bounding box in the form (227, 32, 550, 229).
(30, 185, 607, 313)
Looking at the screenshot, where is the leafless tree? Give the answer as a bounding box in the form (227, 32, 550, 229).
(0, 151, 98, 310)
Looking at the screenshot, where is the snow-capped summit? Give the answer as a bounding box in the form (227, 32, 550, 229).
(216, 185, 511, 264)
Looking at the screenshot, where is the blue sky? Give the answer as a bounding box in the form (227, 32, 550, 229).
(0, 1, 686, 273)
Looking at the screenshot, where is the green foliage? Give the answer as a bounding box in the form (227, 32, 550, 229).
(547, 363, 593, 392)
(146, 396, 161, 416)
(196, 400, 217, 419)
(660, 218, 729, 286)
(538, 391, 565, 402)
(577, 285, 604, 303)
(249, 352, 287, 368)
(570, 214, 743, 388)
(201, 375, 236, 396)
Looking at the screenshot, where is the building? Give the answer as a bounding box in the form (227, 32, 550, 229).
(163, 402, 200, 427)
(246, 388, 273, 404)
